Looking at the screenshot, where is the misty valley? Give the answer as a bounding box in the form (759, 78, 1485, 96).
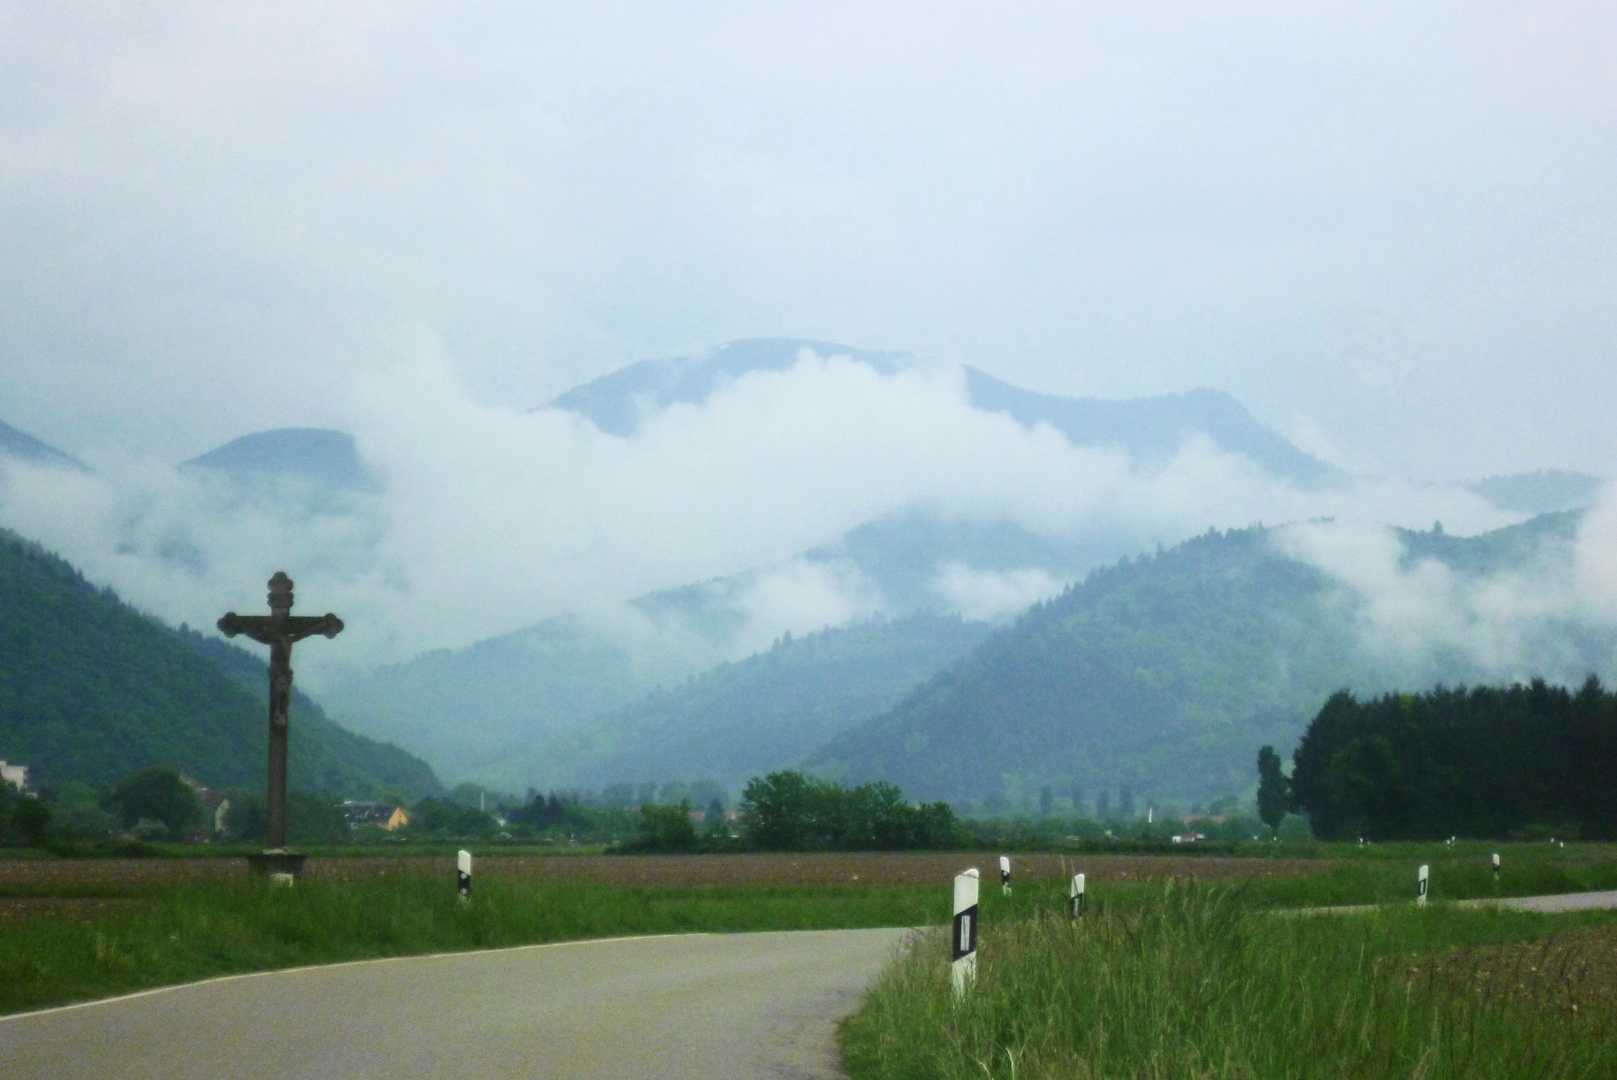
(2, 339, 1613, 838)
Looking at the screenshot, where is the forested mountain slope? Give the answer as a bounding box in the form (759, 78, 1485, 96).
(474, 614, 992, 795)
(803, 512, 1598, 806)
(0, 528, 439, 797)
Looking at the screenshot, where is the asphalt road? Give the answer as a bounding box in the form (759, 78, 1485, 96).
(0, 927, 913, 1080)
(1485, 888, 1617, 913)
(1294, 889, 1617, 917)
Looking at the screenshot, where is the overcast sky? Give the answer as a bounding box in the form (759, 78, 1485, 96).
(2, 1, 1613, 480)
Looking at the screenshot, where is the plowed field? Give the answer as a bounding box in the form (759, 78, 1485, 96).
(0, 852, 1325, 895)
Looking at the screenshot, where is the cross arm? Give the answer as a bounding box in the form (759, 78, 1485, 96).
(217, 613, 280, 646)
(218, 613, 344, 645)
(283, 613, 344, 642)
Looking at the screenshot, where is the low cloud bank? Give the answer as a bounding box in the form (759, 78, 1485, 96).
(0, 348, 1531, 686)
(1275, 490, 1617, 687)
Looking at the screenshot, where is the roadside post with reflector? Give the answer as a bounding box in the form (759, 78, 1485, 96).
(999, 855, 1011, 896)
(1069, 873, 1085, 921)
(1417, 863, 1428, 905)
(952, 868, 980, 999)
(457, 849, 472, 902)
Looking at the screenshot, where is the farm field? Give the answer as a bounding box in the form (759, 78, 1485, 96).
(4, 846, 1617, 1021)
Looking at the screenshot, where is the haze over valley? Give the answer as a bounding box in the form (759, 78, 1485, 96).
(2, 5, 1615, 812)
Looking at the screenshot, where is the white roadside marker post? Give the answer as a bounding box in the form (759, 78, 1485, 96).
(999, 855, 1012, 896)
(1069, 872, 1086, 921)
(457, 849, 472, 903)
(1417, 863, 1429, 905)
(952, 869, 980, 1000)
(1492, 853, 1500, 879)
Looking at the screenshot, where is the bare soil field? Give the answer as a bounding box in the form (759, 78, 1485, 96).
(0, 851, 1327, 894)
(1419, 925, 1617, 1015)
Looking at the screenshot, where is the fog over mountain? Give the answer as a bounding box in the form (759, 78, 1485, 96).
(0, 340, 1532, 686)
(7, 334, 1609, 792)
(2, 6, 1613, 798)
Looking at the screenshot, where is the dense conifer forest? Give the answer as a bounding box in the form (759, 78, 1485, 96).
(1291, 678, 1617, 840)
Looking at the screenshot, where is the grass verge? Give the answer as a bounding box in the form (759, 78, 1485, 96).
(841, 880, 1617, 1080)
(0, 872, 945, 1016)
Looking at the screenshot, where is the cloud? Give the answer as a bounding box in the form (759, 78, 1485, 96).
(1, 347, 1541, 689)
(1273, 485, 1617, 685)
(931, 564, 1066, 623)
(0, 3, 1614, 481)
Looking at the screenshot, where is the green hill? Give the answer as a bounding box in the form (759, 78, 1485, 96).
(478, 613, 992, 795)
(0, 528, 440, 798)
(802, 512, 1602, 807)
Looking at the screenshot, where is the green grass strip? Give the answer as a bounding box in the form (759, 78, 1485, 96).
(0, 874, 946, 1016)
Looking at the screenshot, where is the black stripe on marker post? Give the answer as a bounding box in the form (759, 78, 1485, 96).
(952, 904, 979, 961)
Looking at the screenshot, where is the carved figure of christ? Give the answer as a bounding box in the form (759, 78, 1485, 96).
(218, 572, 343, 850)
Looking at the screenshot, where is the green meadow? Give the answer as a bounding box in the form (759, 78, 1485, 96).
(842, 876, 1617, 1080)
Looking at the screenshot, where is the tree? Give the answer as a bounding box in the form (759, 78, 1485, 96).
(740, 771, 820, 849)
(113, 767, 204, 839)
(1256, 745, 1290, 832)
(737, 770, 962, 851)
(635, 801, 698, 852)
(13, 797, 51, 846)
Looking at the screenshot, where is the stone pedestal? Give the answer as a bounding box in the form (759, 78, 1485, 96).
(246, 849, 307, 879)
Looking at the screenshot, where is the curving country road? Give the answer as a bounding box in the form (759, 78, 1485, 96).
(0, 927, 912, 1080)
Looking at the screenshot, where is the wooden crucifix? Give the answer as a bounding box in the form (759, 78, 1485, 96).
(218, 572, 343, 861)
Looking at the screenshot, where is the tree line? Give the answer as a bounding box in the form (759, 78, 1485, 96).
(1270, 677, 1617, 840)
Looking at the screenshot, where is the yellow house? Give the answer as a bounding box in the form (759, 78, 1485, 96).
(382, 806, 410, 830)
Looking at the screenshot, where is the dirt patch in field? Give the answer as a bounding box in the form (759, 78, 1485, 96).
(0, 859, 241, 892)
(0, 852, 1329, 896)
(0, 896, 144, 923)
(1414, 926, 1617, 1016)
(444, 852, 1329, 888)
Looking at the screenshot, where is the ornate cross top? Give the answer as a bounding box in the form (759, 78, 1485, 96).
(218, 572, 343, 857)
(219, 571, 344, 655)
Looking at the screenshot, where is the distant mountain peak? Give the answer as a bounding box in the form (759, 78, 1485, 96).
(549, 338, 1335, 485)
(1468, 470, 1604, 515)
(548, 337, 913, 437)
(181, 428, 379, 491)
(961, 369, 1336, 486)
(0, 417, 88, 471)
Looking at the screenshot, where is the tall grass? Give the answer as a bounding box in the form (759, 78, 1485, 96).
(0, 873, 945, 1015)
(842, 881, 1617, 1079)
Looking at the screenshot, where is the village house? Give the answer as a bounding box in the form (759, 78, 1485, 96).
(341, 801, 410, 831)
(178, 775, 229, 840)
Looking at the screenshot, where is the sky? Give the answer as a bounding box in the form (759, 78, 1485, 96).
(1, 3, 1615, 679)
(2, 1, 1613, 477)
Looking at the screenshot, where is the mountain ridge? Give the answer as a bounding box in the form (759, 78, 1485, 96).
(0, 526, 440, 798)
(800, 510, 1600, 807)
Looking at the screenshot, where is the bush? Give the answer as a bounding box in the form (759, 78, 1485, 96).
(739, 771, 963, 851)
(224, 791, 348, 844)
(631, 801, 700, 852)
(113, 768, 203, 838)
(12, 798, 50, 846)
